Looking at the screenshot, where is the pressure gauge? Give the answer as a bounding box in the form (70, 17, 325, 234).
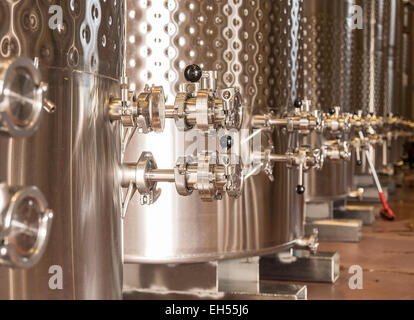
(0, 58, 44, 138)
(0, 184, 53, 268)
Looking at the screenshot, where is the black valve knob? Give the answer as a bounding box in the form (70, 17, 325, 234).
(329, 108, 336, 115)
(220, 135, 233, 150)
(356, 160, 362, 166)
(296, 185, 305, 195)
(294, 100, 302, 109)
(184, 64, 202, 83)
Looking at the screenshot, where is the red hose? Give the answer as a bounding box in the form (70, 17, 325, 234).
(379, 192, 396, 221)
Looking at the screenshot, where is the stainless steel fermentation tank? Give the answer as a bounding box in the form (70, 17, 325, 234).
(382, 0, 405, 167)
(409, 1, 414, 123)
(361, 0, 407, 171)
(398, 0, 414, 161)
(384, 0, 404, 119)
(351, 0, 388, 117)
(0, 0, 409, 301)
(401, 1, 413, 122)
(352, 0, 407, 173)
(351, 0, 388, 173)
(0, 1, 124, 299)
(301, 0, 403, 198)
(298, 0, 355, 202)
(123, 0, 304, 267)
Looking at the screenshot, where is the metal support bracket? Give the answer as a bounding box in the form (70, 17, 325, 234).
(305, 220, 362, 243)
(260, 250, 340, 284)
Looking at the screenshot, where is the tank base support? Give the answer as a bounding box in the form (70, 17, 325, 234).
(348, 186, 389, 203)
(260, 250, 340, 283)
(305, 220, 362, 243)
(123, 282, 307, 300)
(354, 174, 374, 187)
(334, 204, 376, 226)
(123, 258, 307, 300)
(305, 201, 333, 221)
(380, 178, 397, 195)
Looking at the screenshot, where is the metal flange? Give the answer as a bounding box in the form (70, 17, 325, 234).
(0, 184, 53, 269)
(0, 57, 55, 138)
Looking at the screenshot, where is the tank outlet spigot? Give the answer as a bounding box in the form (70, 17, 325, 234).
(286, 148, 324, 195)
(365, 113, 383, 129)
(352, 138, 363, 166)
(322, 140, 351, 161)
(165, 65, 243, 132)
(294, 228, 319, 255)
(110, 66, 243, 146)
(251, 100, 322, 133)
(255, 146, 324, 194)
(323, 106, 351, 134)
(109, 80, 166, 134)
(120, 151, 243, 216)
(350, 111, 384, 133)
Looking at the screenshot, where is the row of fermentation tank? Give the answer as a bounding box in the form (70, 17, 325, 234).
(0, 0, 412, 299)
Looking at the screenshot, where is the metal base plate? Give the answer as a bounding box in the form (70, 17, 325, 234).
(305, 220, 362, 243)
(380, 178, 396, 195)
(393, 171, 405, 187)
(123, 258, 307, 300)
(354, 174, 374, 187)
(260, 250, 340, 284)
(348, 187, 388, 203)
(334, 205, 376, 226)
(305, 201, 333, 221)
(123, 282, 307, 300)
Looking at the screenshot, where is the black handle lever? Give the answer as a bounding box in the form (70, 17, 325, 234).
(296, 185, 305, 195)
(294, 100, 302, 109)
(184, 64, 202, 83)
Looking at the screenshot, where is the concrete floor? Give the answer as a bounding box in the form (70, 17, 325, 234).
(301, 180, 414, 300)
